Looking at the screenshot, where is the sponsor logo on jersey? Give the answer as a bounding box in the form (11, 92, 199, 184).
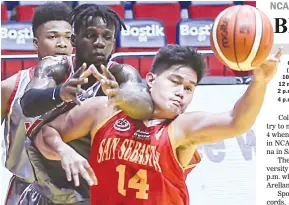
(133, 129, 150, 140)
(114, 118, 131, 132)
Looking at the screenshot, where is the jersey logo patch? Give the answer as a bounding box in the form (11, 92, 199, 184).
(24, 119, 43, 136)
(114, 118, 131, 132)
(133, 129, 150, 140)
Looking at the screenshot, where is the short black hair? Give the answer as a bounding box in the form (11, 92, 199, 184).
(32, 2, 72, 37)
(69, 4, 126, 37)
(151, 45, 207, 84)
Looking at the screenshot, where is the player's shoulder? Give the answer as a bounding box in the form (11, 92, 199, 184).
(171, 111, 206, 141)
(1, 71, 25, 111)
(2, 67, 33, 97)
(109, 62, 137, 72)
(109, 63, 142, 84)
(1, 70, 23, 91)
(2, 73, 18, 87)
(174, 111, 211, 129)
(174, 111, 200, 122)
(35, 56, 69, 73)
(176, 111, 208, 122)
(82, 96, 110, 110)
(107, 60, 119, 69)
(34, 56, 70, 80)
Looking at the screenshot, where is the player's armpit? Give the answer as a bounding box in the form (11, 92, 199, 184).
(1, 74, 18, 123)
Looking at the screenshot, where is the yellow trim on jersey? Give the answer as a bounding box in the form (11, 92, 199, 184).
(183, 150, 201, 170)
(167, 124, 185, 172)
(168, 124, 201, 171)
(91, 110, 122, 144)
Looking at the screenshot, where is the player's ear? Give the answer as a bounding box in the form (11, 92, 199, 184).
(146, 72, 156, 91)
(71, 33, 76, 47)
(33, 37, 39, 50)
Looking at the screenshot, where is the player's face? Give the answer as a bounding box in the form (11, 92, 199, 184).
(34, 20, 73, 60)
(74, 16, 115, 66)
(146, 65, 198, 119)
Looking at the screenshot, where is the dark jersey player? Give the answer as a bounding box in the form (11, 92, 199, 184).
(20, 4, 152, 119)
(34, 45, 282, 205)
(18, 4, 153, 205)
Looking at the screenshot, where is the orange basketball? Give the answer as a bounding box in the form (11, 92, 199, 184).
(210, 5, 274, 71)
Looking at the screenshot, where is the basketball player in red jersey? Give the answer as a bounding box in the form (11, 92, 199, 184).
(0, 3, 73, 204)
(33, 44, 282, 205)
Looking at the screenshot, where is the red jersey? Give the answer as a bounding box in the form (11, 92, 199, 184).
(90, 111, 201, 205)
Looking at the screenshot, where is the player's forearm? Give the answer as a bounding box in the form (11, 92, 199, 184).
(231, 77, 267, 132)
(34, 125, 69, 160)
(34, 130, 62, 160)
(20, 85, 63, 117)
(114, 83, 154, 120)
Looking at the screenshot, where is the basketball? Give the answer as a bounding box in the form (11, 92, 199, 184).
(210, 5, 274, 71)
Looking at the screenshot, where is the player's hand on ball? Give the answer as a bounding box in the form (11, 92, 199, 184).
(81, 64, 121, 103)
(253, 47, 283, 83)
(59, 146, 98, 187)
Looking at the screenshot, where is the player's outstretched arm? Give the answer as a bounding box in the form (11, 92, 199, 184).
(1, 74, 18, 123)
(34, 97, 106, 186)
(173, 49, 282, 146)
(34, 96, 107, 155)
(82, 64, 154, 120)
(20, 56, 88, 117)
